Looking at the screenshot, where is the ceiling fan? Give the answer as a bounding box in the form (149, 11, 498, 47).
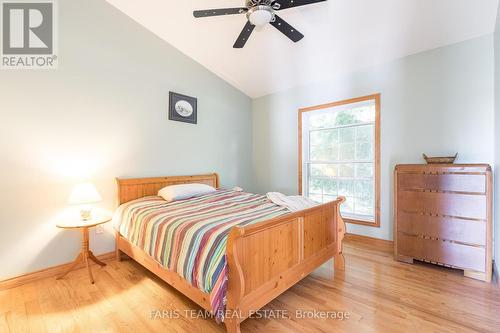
(193, 0, 326, 48)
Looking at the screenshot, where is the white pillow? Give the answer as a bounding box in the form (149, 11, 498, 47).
(158, 183, 216, 202)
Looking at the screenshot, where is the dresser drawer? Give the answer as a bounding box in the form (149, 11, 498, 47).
(398, 172, 486, 193)
(397, 212, 486, 246)
(397, 233, 486, 272)
(398, 191, 486, 220)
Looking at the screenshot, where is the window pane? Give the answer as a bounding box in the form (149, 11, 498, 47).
(308, 178, 323, 194)
(335, 110, 358, 126)
(355, 142, 373, 160)
(310, 164, 323, 176)
(310, 164, 338, 177)
(355, 163, 374, 178)
(355, 180, 374, 200)
(308, 177, 338, 197)
(354, 197, 374, 217)
(310, 145, 323, 161)
(324, 164, 338, 177)
(310, 129, 338, 145)
(355, 125, 373, 142)
(339, 127, 354, 143)
(335, 107, 375, 126)
(348, 105, 375, 125)
(309, 113, 337, 129)
(310, 145, 339, 161)
(310, 130, 339, 161)
(322, 178, 338, 195)
(339, 143, 355, 160)
(323, 195, 338, 203)
(329, 145, 340, 161)
(338, 179, 354, 197)
(340, 196, 354, 214)
(339, 128, 355, 161)
(356, 105, 376, 123)
(308, 104, 375, 129)
(309, 194, 322, 203)
(338, 163, 354, 178)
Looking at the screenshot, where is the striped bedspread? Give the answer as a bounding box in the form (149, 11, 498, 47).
(113, 189, 289, 321)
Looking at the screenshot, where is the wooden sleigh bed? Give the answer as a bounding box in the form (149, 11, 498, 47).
(115, 173, 346, 333)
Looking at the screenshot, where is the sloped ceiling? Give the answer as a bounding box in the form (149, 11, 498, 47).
(106, 0, 499, 98)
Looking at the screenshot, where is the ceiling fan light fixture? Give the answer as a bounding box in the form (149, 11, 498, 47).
(246, 6, 274, 26)
(194, 0, 326, 48)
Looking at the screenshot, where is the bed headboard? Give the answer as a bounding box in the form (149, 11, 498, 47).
(116, 173, 220, 205)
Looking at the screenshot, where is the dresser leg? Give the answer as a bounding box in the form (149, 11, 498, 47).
(396, 255, 414, 264)
(464, 270, 489, 282)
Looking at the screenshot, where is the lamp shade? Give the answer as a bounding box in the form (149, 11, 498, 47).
(68, 182, 102, 205)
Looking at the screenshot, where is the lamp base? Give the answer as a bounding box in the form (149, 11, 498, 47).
(80, 209, 92, 221)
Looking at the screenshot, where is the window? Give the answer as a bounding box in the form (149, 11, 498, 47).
(299, 94, 380, 227)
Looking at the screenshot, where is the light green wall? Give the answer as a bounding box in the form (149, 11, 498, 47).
(494, 3, 500, 276)
(252, 36, 495, 240)
(0, 0, 252, 279)
(0, 0, 497, 279)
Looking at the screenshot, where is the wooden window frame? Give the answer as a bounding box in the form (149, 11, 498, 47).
(298, 94, 381, 228)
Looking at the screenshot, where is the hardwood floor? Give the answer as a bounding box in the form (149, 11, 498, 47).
(1, 236, 499, 333)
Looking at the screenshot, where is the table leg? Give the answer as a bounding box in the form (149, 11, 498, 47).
(57, 252, 83, 280)
(84, 254, 94, 284)
(88, 251, 106, 266)
(82, 227, 95, 284)
(57, 226, 104, 284)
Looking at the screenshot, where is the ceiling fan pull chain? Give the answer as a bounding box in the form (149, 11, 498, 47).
(272, 2, 281, 10)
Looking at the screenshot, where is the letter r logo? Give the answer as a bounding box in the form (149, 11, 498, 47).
(2, 2, 53, 54)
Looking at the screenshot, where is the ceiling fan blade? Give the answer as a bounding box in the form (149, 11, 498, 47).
(270, 15, 304, 43)
(233, 21, 255, 48)
(272, 0, 326, 10)
(193, 8, 247, 18)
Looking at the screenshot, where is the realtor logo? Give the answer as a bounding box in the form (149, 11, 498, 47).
(1, 0, 58, 69)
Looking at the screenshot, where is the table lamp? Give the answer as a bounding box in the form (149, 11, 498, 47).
(68, 182, 102, 221)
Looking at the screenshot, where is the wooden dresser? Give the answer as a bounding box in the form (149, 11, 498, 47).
(394, 164, 492, 282)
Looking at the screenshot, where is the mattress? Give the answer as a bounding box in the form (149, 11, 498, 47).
(113, 189, 289, 321)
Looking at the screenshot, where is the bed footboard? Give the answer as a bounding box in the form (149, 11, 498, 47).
(224, 197, 346, 333)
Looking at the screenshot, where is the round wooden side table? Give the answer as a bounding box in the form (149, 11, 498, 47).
(56, 215, 111, 284)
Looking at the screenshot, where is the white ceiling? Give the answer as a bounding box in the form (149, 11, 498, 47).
(106, 0, 499, 98)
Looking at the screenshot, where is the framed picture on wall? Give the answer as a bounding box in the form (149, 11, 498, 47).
(169, 92, 197, 124)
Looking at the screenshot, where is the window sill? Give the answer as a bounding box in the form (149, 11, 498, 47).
(344, 217, 380, 228)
